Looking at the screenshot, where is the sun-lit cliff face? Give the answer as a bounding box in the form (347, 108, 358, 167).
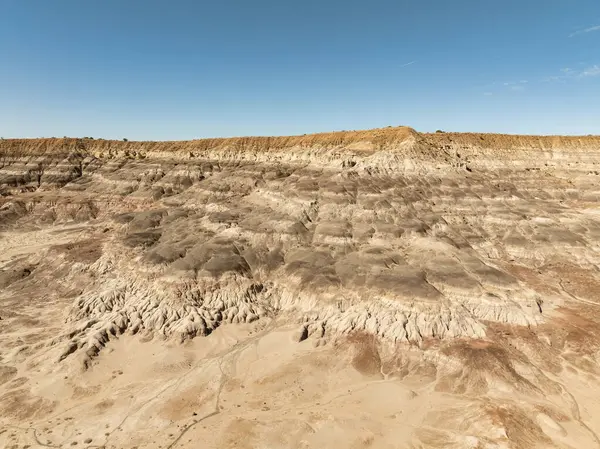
(2, 127, 600, 449)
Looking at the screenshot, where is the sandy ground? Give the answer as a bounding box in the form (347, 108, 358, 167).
(2, 225, 600, 449)
(0, 226, 453, 449)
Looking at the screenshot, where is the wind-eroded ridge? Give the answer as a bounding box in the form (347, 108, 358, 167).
(2, 126, 600, 157)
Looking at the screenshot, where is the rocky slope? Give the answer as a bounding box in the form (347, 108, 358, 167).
(2, 127, 600, 448)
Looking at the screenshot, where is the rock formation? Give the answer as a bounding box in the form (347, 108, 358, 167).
(2, 127, 600, 448)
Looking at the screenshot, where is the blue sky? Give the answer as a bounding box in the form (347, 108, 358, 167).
(1, 0, 599, 140)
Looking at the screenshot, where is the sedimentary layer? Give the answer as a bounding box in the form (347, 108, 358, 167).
(2, 127, 600, 363)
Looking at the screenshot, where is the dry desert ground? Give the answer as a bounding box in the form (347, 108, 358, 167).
(2, 127, 600, 448)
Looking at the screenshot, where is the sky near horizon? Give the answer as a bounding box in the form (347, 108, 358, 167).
(1, 0, 599, 140)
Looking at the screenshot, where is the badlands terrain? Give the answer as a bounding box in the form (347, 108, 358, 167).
(2, 126, 600, 448)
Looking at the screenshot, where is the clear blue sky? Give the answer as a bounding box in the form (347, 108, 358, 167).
(1, 0, 599, 140)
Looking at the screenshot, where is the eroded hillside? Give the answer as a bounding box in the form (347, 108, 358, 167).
(2, 127, 600, 448)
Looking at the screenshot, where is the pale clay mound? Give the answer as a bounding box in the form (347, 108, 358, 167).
(2, 127, 600, 448)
